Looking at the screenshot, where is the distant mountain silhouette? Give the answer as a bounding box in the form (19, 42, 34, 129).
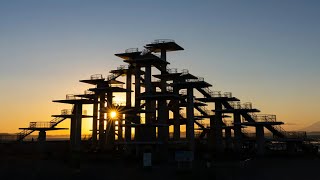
(299, 121, 320, 132)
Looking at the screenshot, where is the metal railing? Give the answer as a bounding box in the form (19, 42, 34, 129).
(229, 102, 253, 109)
(202, 87, 214, 97)
(113, 101, 126, 106)
(66, 94, 76, 100)
(249, 114, 276, 122)
(152, 39, 175, 44)
(107, 74, 117, 81)
(223, 92, 232, 98)
(181, 69, 189, 75)
(117, 65, 129, 70)
(29, 122, 54, 128)
(125, 48, 139, 53)
(166, 68, 178, 74)
(201, 88, 232, 98)
(90, 74, 103, 80)
(186, 76, 204, 82)
(66, 94, 84, 100)
(61, 109, 72, 115)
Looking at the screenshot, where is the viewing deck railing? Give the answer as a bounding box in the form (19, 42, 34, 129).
(61, 109, 72, 115)
(181, 69, 189, 75)
(250, 114, 276, 122)
(201, 87, 233, 98)
(152, 39, 175, 44)
(107, 74, 117, 81)
(166, 68, 178, 74)
(29, 122, 55, 128)
(66, 94, 84, 100)
(90, 74, 103, 80)
(125, 48, 139, 53)
(229, 102, 253, 109)
(113, 101, 126, 107)
(117, 65, 129, 70)
(186, 77, 204, 82)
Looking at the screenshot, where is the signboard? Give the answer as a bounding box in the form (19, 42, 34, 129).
(143, 153, 152, 167)
(175, 151, 194, 162)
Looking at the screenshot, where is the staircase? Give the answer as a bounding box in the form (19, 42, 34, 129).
(16, 106, 74, 141)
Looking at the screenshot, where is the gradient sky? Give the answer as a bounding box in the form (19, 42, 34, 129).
(0, 0, 319, 134)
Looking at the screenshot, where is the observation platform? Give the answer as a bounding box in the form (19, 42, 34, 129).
(138, 92, 182, 100)
(234, 121, 284, 126)
(19, 127, 68, 131)
(145, 39, 184, 52)
(123, 54, 169, 66)
(175, 79, 212, 89)
(114, 48, 142, 60)
(212, 108, 260, 113)
(89, 86, 131, 93)
(196, 97, 240, 102)
(53, 98, 94, 105)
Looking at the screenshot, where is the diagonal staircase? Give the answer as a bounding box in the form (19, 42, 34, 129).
(16, 106, 74, 141)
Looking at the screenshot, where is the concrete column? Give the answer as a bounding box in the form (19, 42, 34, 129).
(214, 101, 223, 153)
(145, 65, 156, 141)
(106, 91, 114, 150)
(173, 81, 180, 140)
(209, 116, 215, 151)
(70, 108, 77, 148)
(186, 87, 195, 151)
(92, 96, 98, 147)
(125, 67, 132, 141)
(134, 65, 141, 140)
(160, 49, 167, 61)
(234, 112, 242, 153)
(225, 128, 232, 150)
(158, 48, 169, 160)
(118, 115, 123, 142)
(256, 125, 265, 155)
(74, 103, 82, 151)
(38, 130, 46, 142)
(98, 92, 106, 147)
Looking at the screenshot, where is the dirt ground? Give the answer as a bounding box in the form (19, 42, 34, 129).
(0, 142, 319, 180)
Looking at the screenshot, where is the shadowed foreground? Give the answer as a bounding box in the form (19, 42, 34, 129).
(0, 143, 319, 180)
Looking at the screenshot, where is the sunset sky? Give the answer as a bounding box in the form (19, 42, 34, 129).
(0, 0, 319, 135)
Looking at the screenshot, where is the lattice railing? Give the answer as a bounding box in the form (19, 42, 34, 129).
(249, 114, 276, 122)
(125, 48, 139, 53)
(90, 74, 103, 80)
(152, 39, 174, 44)
(181, 69, 189, 75)
(229, 102, 253, 109)
(186, 76, 204, 82)
(166, 68, 178, 74)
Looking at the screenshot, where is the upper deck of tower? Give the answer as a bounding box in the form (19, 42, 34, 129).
(145, 39, 184, 52)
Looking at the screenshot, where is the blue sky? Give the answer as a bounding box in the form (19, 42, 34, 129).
(0, 0, 319, 132)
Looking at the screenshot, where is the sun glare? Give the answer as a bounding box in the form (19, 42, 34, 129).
(110, 111, 117, 119)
